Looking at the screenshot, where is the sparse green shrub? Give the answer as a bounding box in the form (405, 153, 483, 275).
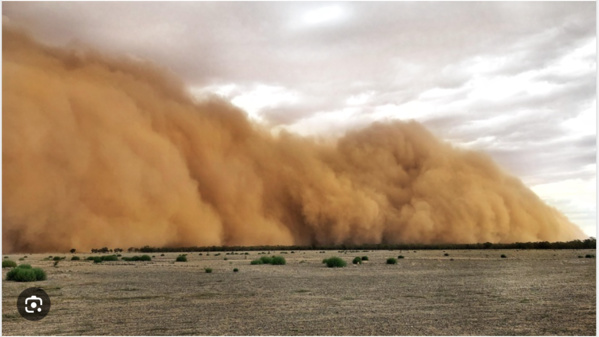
(32, 267, 46, 280)
(271, 256, 286, 265)
(387, 258, 397, 265)
(250, 259, 263, 265)
(161, 253, 165, 256)
(352, 257, 362, 265)
(18, 258, 24, 261)
(7, 268, 36, 282)
(71, 256, 80, 261)
(444, 253, 449, 257)
(324, 257, 346, 268)
(224, 257, 228, 261)
(6, 264, 46, 282)
(4, 256, 8, 259)
(578, 255, 583, 258)
(397, 255, 404, 259)
(3, 260, 17, 268)
(259, 256, 273, 264)
(123, 255, 151, 262)
(233, 268, 239, 272)
(361, 256, 369, 261)
(87, 255, 118, 262)
(501, 254, 507, 258)
(585, 254, 595, 258)
(102, 255, 119, 262)
(176, 254, 187, 262)
(53, 256, 63, 261)
(205, 268, 212, 273)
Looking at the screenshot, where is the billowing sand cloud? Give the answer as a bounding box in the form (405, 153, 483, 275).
(2, 27, 585, 253)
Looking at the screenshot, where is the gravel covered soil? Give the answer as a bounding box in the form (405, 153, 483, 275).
(2, 249, 595, 335)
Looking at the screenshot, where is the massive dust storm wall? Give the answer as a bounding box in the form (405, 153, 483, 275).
(2, 28, 584, 252)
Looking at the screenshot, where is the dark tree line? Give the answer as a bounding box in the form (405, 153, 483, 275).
(90, 238, 596, 253)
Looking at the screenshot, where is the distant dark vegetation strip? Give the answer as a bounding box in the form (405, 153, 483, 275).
(89, 238, 596, 254)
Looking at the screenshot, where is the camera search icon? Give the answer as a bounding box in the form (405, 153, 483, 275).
(17, 288, 51, 321)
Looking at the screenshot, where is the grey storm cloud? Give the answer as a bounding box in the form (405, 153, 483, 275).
(2, 1, 596, 236)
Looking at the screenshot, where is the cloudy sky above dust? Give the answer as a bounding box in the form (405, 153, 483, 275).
(3, 1, 596, 237)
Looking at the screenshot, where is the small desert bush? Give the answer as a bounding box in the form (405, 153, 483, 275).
(324, 257, 346, 268)
(6, 264, 46, 282)
(176, 254, 187, 262)
(53, 256, 65, 261)
(140, 255, 152, 261)
(233, 268, 239, 272)
(259, 256, 273, 264)
(397, 255, 404, 259)
(251, 256, 286, 265)
(204, 268, 213, 273)
(501, 254, 507, 258)
(585, 254, 595, 258)
(122, 255, 152, 262)
(352, 257, 362, 265)
(387, 258, 397, 265)
(271, 256, 286, 265)
(3, 260, 17, 268)
(87, 255, 119, 262)
(361, 256, 369, 261)
(85, 255, 118, 263)
(71, 256, 81, 261)
(444, 253, 449, 257)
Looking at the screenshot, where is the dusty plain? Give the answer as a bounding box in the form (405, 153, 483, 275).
(2, 249, 596, 336)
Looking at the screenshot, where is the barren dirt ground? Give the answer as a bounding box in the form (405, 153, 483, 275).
(2, 249, 596, 336)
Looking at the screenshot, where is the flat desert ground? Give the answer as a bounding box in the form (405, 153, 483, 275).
(2, 249, 596, 335)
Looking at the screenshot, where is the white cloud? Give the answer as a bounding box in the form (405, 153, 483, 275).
(531, 177, 596, 237)
(191, 83, 301, 123)
(346, 91, 375, 106)
(301, 5, 347, 26)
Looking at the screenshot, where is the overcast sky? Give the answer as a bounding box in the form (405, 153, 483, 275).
(3, 1, 596, 237)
